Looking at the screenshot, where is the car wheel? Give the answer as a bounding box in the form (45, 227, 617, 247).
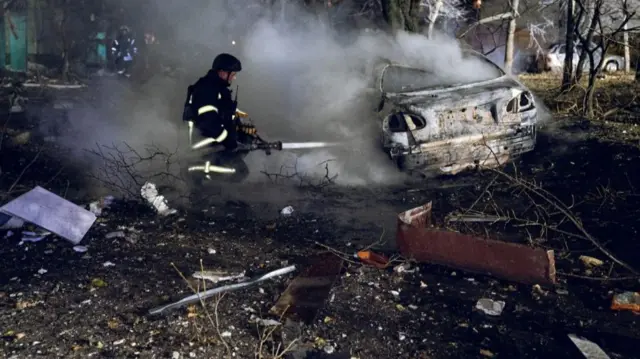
(605, 60, 619, 72)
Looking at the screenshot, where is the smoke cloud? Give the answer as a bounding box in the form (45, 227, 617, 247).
(50, 0, 509, 197)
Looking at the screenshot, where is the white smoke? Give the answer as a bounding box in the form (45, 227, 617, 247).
(51, 1, 506, 195)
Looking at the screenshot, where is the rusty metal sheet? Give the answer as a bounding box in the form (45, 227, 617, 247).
(397, 202, 556, 285)
(269, 252, 343, 324)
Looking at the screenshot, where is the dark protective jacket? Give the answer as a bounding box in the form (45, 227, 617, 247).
(186, 70, 239, 150)
(111, 34, 137, 61)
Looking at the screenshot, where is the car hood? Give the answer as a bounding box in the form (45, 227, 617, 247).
(385, 76, 526, 112)
(372, 61, 527, 110)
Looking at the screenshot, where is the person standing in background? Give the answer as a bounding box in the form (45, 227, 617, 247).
(111, 25, 137, 77)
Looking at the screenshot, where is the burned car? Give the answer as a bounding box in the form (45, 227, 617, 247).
(374, 50, 537, 176)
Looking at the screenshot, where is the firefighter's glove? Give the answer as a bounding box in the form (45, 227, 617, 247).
(237, 124, 257, 136)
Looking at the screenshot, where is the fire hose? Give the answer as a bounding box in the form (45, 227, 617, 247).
(186, 134, 340, 177)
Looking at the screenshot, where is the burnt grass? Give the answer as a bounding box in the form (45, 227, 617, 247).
(1, 78, 640, 359)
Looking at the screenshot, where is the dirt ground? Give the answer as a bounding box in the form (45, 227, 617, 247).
(1, 74, 640, 359)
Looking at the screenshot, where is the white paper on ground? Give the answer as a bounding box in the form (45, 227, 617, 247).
(0, 186, 96, 245)
(568, 334, 611, 359)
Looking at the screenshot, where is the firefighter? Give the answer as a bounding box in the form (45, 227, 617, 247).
(183, 53, 257, 183)
(111, 25, 138, 77)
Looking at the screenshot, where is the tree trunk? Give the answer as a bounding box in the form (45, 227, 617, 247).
(623, 23, 630, 72)
(381, 0, 405, 32)
(427, 0, 443, 38)
(574, 8, 597, 84)
(405, 0, 422, 32)
(381, 0, 421, 33)
(636, 60, 640, 81)
(61, 50, 70, 81)
(583, 64, 597, 118)
(58, 8, 70, 81)
(581, 2, 604, 118)
(504, 0, 520, 73)
(561, 0, 575, 91)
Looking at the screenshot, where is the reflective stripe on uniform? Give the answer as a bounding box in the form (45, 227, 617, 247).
(187, 121, 194, 145)
(191, 129, 228, 149)
(187, 161, 236, 174)
(198, 105, 218, 115)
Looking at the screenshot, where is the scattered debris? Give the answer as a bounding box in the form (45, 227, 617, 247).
(568, 334, 611, 359)
(88, 196, 115, 216)
(397, 202, 557, 285)
(393, 262, 416, 273)
(103, 261, 115, 267)
(324, 344, 336, 354)
(532, 284, 549, 296)
(192, 270, 247, 284)
(113, 339, 125, 345)
(105, 231, 125, 239)
(579, 255, 604, 267)
(0, 186, 96, 245)
(446, 213, 503, 223)
(6, 132, 31, 147)
(140, 182, 177, 216)
(480, 349, 495, 357)
(280, 206, 294, 217)
(251, 317, 281, 327)
(91, 278, 108, 288)
(73, 245, 88, 253)
(149, 265, 297, 315)
(16, 300, 37, 310)
(356, 250, 389, 269)
(610, 292, 640, 313)
(475, 298, 505, 316)
(19, 231, 51, 244)
(270, 253, 343, 324)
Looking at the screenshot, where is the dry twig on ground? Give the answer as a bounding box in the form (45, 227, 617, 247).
(254, 309, 299, 359)
(492, 169, 638, 275)
(172, 261, 300, 359)
(85, 141, 183, 199)
(450, 141, 638, 275)
(261, 158, 337, 189)
(449, 153, 639, 276)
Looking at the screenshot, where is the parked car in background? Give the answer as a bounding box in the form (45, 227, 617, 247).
(540, 41, 625, 73)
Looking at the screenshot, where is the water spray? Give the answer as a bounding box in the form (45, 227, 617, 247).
(247, 140, 341, 153)
(280, 142, 340, 150)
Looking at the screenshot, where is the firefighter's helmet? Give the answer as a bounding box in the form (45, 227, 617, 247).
(211, 53, 242, 73)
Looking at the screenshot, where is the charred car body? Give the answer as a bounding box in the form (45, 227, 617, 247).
(374, 50, 538, 177)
